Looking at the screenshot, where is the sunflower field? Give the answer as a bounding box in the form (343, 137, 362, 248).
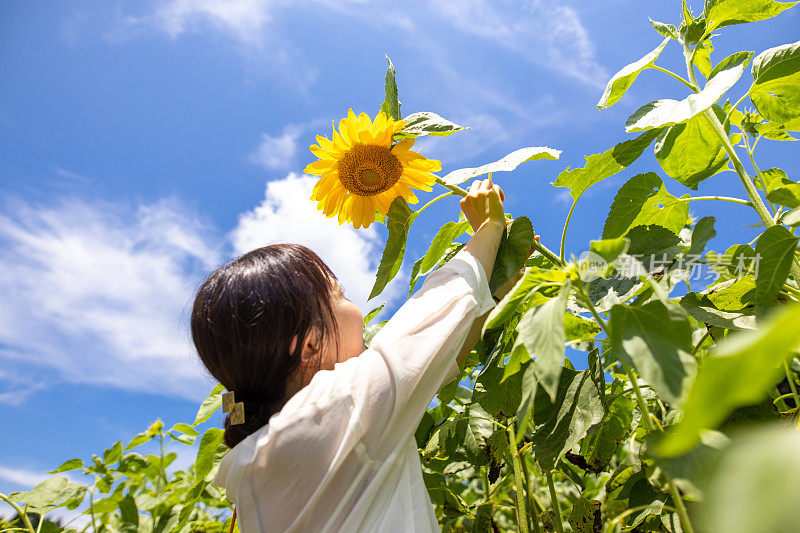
(3, 1, 800, 532)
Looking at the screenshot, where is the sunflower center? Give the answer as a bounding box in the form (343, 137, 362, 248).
(337, 144, 402, 196)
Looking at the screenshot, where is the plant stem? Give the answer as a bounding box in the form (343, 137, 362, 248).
(434, 175, 470, 196)
(723, 92, 749, 128)
(506, 426, 530, 533)
(692, 330, 712, 355)
(560, 198, 577, 263)
(783, 360, 800, 419)
(416, 191, 455, 217)
(482, 466, 491, 503)
(741, 132, 777, 213)
(433, 175, 564, 267)
(651, 65, 696, 90)
(623, 363, 696, 533)
(623, 363, 655, 433)
(681, 41, 800, 283)
(667, 482, 696, 533)
(545, 471, 565, 533)
(678, 196, 752, 206)
(520, 458, 542, 533)
(0, 494, 36, 533)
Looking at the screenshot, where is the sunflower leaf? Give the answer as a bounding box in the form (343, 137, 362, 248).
(370, 197, 417, 300)
(380, 55, 401, 121)
(597, 37, 670, 109)
(625, 51, 753, 132)
(395, 111, 468, 139)
(553, 129, 661, 201)
(442, 146, 561, 185)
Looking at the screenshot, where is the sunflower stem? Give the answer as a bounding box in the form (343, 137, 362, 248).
(434, 175, 470, 196)
(416, 191, 455, 217)
(433, 176, 564, 267)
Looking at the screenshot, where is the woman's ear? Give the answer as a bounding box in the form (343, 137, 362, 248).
(289, 329, 321, 364)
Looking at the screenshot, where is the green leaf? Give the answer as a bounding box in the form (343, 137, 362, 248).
(657, 303, 800, 456)
(531, 368, 604, 471)
(124, 432, 150, 451)
(654, 105, 730, 189)
(568, 497, 602, 533)
(193, 384, 225, 426)
(47, 458, 84, 474)
(579, 383, 635, 471)
(553, 129, 661, 200)
(564, 313, 601, 342)
(380, 55, 400, 121)
(764, 167, 800, 208)
(395, 111, 468, 138)
(474, 363, 524, 417)
(755, 225, 799, 304)
(705, 0, 798, 32)
(650, 19, 680, 40)
(103, 441, 123, 465)
(680, 292, 757, 330)
(442, 146, 561, 185)
(363, 303, 385, 325)
(515, 281, 571, 401)
(706, 277, 758, 311)
(602, 172, 690, 237)
(626, 52, 753, 132)
(419, 221, 471, 274)
(696, 39, 714, 78)
(171, 423, 200, 436)
(484, 268, 566, 331)
(195, 427, 225, 483)
(489, 216, 534, 294)
(598, 38, 670, 109)
(687, 216, 717, 258)
(369, 196, 417, 300)
(701, 425, 800, 533)
(782, 206, 800, 226)
(118, 494, 139, 532)
(589, 236, 630, 264)
(8, 477, 87, 513)
(609, 301, 697, 406)
(750, 40, 800, 123)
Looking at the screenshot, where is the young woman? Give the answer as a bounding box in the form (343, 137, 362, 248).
(192, 178, 525, 532)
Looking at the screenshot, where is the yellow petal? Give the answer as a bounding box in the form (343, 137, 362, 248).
(407, 156, 441, 172)
(391, 137, 416, 154)
(346, 110, 359, 146)
(304, 159, 336, 175)
(310, 144, 338, 160)
(315, 135, 333, 151)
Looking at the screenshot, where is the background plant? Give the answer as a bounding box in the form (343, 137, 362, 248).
(3, 1, 800, 532)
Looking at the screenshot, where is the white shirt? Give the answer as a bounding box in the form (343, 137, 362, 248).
(212, 247, 496, 532)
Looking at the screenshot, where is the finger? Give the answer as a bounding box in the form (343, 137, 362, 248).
(535, 235, 540, 242)
(478, 178, 492, 193)
(495, 184, 505, 202)
(469, 179, 481, 196)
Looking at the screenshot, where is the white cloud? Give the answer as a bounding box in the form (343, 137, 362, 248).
(0, 174, 404, 403)
(0, 196, 222, 401)
(428, 0, 607, 87)
(230, 172, 404, 312)
(248, 123, 303, 170)
(0, 464, 54, 487)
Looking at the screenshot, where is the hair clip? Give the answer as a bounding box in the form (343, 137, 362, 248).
(222, 390, 245, 425)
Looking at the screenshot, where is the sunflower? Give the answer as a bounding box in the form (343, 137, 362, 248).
(304, 109, 442, 229)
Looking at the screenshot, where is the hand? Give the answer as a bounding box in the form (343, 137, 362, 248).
(460, 177, 506, 233)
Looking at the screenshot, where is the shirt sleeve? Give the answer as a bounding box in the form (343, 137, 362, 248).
(346, 246, 496, 455)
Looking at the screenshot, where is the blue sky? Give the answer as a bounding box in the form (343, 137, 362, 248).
(1, 0, 798, 520)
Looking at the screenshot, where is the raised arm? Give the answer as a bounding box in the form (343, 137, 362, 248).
(454, 178, 507, 366)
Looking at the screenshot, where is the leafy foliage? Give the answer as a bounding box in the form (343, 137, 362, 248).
(6, 3, 800, 533)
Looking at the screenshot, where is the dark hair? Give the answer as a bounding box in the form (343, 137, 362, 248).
(191, 243, 341, 448)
